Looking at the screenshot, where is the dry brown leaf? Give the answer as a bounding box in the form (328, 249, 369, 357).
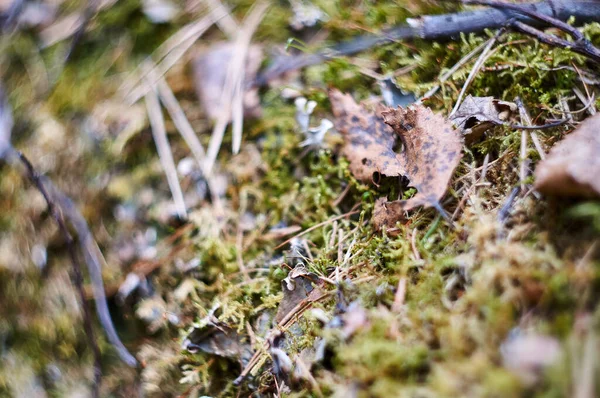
(330, 89, 463, 231)
(450, 95, 516, 143)
(193, 42, 263, 121)
(330, 89, 404, 182)
(534, 114, 600, 197)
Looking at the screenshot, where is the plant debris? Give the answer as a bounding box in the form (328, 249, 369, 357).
(183, 318, 252, 364)
(534, 113, 600, 198)
(330, 89, 463, 230)
(276, 267, 324, 323)
(329, 89, 404, 183)
(450, 95, 517, 143)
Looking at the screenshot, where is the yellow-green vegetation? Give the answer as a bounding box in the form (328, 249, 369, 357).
(0, 1, 599, 397)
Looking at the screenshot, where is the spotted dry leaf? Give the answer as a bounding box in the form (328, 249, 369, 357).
(534, 113, 600, 197)
(330, 89, 463, 231)
(329, 89, 404, 182)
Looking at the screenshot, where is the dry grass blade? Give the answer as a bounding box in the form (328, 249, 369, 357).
(202, 0, 238, 37)
(156, 76, 207, 171)
(204, 1, 269, 174)
(121, 9, 226, 104)
(450, 29, 503, 117)
(144, 84, 187, 219)
(417, 38, 490, 103)
(39, 0, 114, 48)
(516, 97, 533, 193)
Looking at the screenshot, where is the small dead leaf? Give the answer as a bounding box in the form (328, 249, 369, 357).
(329, 90, 463, 231)
(276, 267, 323, 323)
(193, 42, 263, 121)
(183, 322, 252, 362)
(534, 113, 600, 198)
(450, 95, 516, 143)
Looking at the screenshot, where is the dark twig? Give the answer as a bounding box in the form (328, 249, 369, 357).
(255, 0, 600, 85)
(511, 20, 600, 63)
(0, 86, 137, 372)
(15, 150, 102, 398)
(464, 0, 584, 40)
(498, 118, 569, 130)
(464, 0, 600, 63)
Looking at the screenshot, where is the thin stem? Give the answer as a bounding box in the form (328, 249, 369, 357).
(16, 150, 102, 398)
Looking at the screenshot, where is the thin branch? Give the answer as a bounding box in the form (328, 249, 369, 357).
(463, 0, 584, 40)
(15, 150, 102, 398)
(510, 19, 600, 63)
(155, 76, 207, 169)
(255, 0, 600, 85)
(1, 87, 137, 377)
(498, 186, 520, 223)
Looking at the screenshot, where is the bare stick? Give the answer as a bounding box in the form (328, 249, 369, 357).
(15, 150, 103, 397)
(498, 186, 520, 223)
(1, 88, 136, 376)
(530, 132, 546, 159)
(465, 0, 600, 62)
(144, 85, 187, 219)
(574, 87, 597, 116)
(515, 97, 533, 193)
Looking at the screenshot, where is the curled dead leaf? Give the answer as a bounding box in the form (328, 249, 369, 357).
(450, 95, 516, 143)
(330, 89, 463, 231)
(534, 113, 600, 198)
(183, 322, 252, 363)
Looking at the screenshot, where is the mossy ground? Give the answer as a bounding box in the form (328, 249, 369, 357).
(0, 1, 599, 397)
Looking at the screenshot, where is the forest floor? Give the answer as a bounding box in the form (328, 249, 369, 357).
(1, 0, 600, 397)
